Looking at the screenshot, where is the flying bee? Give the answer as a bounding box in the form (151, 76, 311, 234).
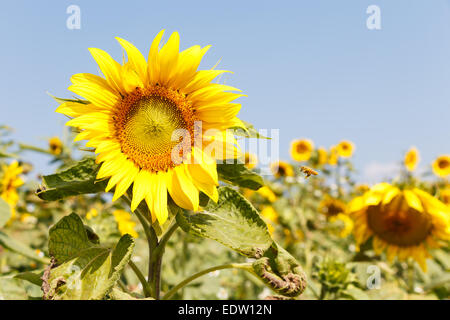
(299, 166, 318, 179)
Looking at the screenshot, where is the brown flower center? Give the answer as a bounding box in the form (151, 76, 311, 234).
(113, 86, 196, 172)
(367, 194, 432, 247)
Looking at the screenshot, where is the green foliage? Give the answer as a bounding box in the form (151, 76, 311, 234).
(177, 187, 307, 297)
(0, 198, 11, 228)
(42, 213, 134, 300)
(0, 231, 50, 264)
(177, 187, 272, 257)
(230, 120, 270, 139)
(217, 163, 264, 190)
(37, 158, 107, 201)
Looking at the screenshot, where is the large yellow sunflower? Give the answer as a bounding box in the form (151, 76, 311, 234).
(290, 139, 314, 162)
(0, 161, 24, 221)
(404, 146, 419, 172)
(432, 155, 450, 178)
(348, 183, 450, 271)
(57, 30, 244, 224)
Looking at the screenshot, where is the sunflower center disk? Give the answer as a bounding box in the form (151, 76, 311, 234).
(114, 87, 195, 172)
(367, 195, 432, 247)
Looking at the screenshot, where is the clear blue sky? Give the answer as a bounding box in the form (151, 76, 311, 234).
(1, 1, 449, 182)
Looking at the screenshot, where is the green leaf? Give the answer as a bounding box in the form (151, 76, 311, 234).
(109, 288, 154, 300)
(0, 277, 42, 300)
(43, 213, 134, 300)
(230, 120, 270, 139)
(177, 187, 272, 258)
(48, 92, 89, 105)
(14, 271, 44, 287)
(0, 231, 50, 264)
(0, 197, 11, 228)
(217, 163, 264, 190)
(37, 158, 107, 201)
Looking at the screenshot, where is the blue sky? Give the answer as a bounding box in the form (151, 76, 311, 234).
(1, 1, 449, 182)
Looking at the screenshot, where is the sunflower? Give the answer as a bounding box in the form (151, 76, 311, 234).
(57, 30, 244, 224)
(243, 152, 258, 169)
(317, 147, 328, 166)
(328, 145, 339, 166)
(0, 161, 24, 221)
(270, 161, 294, 178)
(261, 206, 278, 223)
(404, 147, 419, 172)
(49, 136, 63, 155)
(113, 209, 138, 238)
(440, 188, 450, 206)
(290, 139, 314, 162)
(329, 213, 354, 238)
(336, 140, 354, 158)
(318, 196, 347, 218)
(348, 183, 450, 271)
(256, 186, 277, 203)
(432, 155, 450, 178)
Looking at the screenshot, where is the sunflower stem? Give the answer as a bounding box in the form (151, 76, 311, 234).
(162, 263, 253, 300)
(122, 193, 158, 298)
(128, 260, 152, 297)
(148, 220, 179, 299)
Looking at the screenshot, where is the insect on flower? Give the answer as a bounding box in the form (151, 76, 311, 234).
(299, 166, 318, 179)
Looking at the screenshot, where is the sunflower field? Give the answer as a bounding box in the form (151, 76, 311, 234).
(0, 29, 449, 302)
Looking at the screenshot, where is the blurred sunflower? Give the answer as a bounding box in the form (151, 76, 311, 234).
(86, 208, 99, 220)
(404, 147, 419, 172)
(270, 161, 294, 178)
(261, 206, 279, 223)
(432, 155, 450, 178)
(49, 137, 63, 155)
(57, 30, 244, 224)
(113, 209, 138, 238)
(336, 140, 354, 158)
(440, 188, 450, 206)
(318, 196, 346, 218)
(328, 146, 339, 166)
(354, 184, 370, 194)
(290, 139, 314, 162)
(0, 161, 24, 221)
(317, 147, 328, 166)
(329, 213, 354, 238)
(243, 152, 258, 169)
(257, 186, 277, 203)
(348, 183, 450, 271)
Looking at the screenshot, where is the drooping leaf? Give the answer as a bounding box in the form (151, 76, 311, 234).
(177, 187, 272, 258)
(43, 213, 134, 300)
(37, 158, 107, 201)
(0, 197, 11, 228)
(217, 163, 264, 190)
(252, 242, 307, 297)
(0, 231, 50, 264)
